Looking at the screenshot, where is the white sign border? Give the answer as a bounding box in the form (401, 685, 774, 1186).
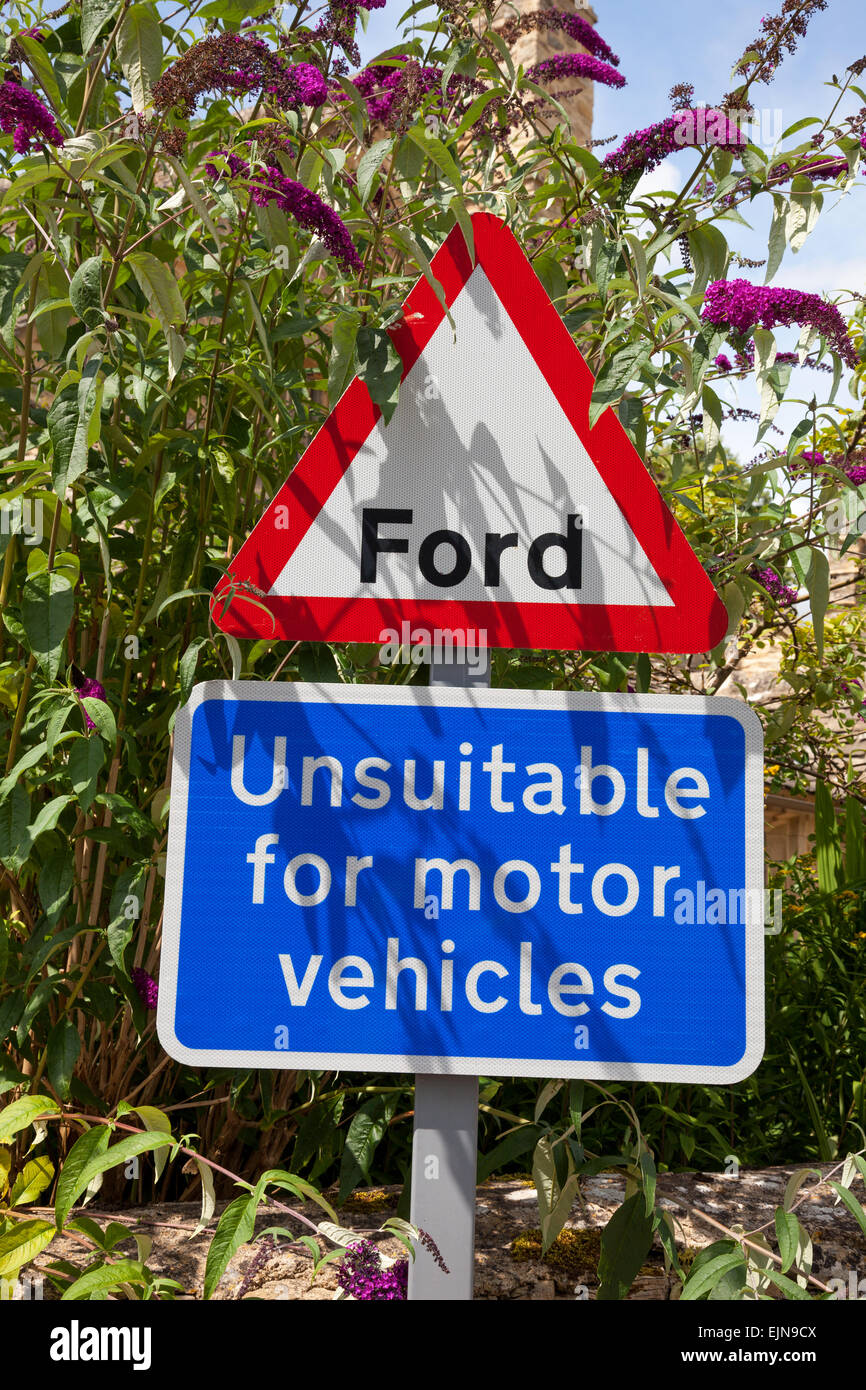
(157, 683, 764, 1083)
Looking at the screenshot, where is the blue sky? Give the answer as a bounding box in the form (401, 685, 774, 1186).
(356, 2, 866, 460)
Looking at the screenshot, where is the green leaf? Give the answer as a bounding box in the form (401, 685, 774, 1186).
(16, 33, 65, 114)
(21, 571, 75, 682)
(28, 794, 74, 844)
(786, 177, 822, 254)
(189, 1156, 216, 1236)
(814, 781, 842, 892)
(0, 1218, 55, 1278)
(477, 1125, 540, 1183)
(67, 736, 105, 812)
(127, 251, 186, 333)
(55, 1125, 111, 1228)
(10, 1155, 55, 1207)
(116, 3, 163, 113)
(828, 1181, 866, 1239)
(107, 864, 149, 976)
(589, 343, 651, 429)
(783, 1167, 821, 1212)
(766, 194, 787, 282)
(203, 1192, 257, 1299)
(48, 375, 96, 495)
(844, 797, 866, 883)
(0, 1095, 60, 1145)
(596, 1192, 655, 1299)
(388, 225, 451, 322)
(356, 137, 394, 206)
(179, 636, 211, 703)
(46, 1018, 81, 1101)
(69, 256, 104, 329)
(81, 0, 124, 53)
(681, 1250, 747, 1300)
(759, 1266, 813, 1300)
(533, 253, 568, 309)
(210, 447, 237, 531)
(805, 548, 829, 660)
(81, 696, 116, 746)
(337, 1094, 397, 1202)
(328, 311, 360, 406)
(0, 783, 32, 873)
(0, 253, 30, 334)
(406, 127, 463, 194)
(59, 1132, 174, 1229)
(775, 1207, 799, 1272)
(688, 224, 728, 297)
(355, 326, 403, 424)
(63, 1257, 151, 1300)
(453, 88, 501, 140)
(130, 1106, 172, 1181)
(0, 741, 49, 802)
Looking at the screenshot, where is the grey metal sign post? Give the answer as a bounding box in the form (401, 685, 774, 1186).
(407, 647, 489, 1300)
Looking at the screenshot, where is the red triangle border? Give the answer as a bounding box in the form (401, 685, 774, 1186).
(211, 213, 727, 654)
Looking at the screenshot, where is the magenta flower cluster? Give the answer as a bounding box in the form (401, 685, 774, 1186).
(336, 1240, 408, 1300)
(793, 448, 866, 485)
(701, 280, 859, 368)
(526, 53, 625, 90)
(0, 77, 63, 154)
(131, 968, 159, 1010)
(750, 565, 798, 607)
(70, 665, 108, 733)
(205, 151, 361, 272)
(603, 109, 744, 179)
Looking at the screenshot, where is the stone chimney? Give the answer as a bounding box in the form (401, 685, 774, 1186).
(498, 1, 598, 149)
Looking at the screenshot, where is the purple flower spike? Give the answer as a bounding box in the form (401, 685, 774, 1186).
(131, 968, 159, 1010)
(0, 77, 63, 154)
(750, 565, 798, 607)
(336, 1239, 408, 1300)
(603, 108, 745, 180)
(204, 150, 361, 273)
(527, 53, 626, 90)
(702, 279, 858, 369)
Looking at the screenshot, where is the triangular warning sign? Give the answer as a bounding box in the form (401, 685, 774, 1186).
(212, 213, 727, 653)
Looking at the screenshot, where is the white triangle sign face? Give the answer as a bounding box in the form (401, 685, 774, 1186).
(212, 214, 727, 653)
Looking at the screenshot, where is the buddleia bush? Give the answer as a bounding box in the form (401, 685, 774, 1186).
(0, 0, 865, 1299)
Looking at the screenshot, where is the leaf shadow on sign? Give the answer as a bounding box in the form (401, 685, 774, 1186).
(272, 264, 674, 647)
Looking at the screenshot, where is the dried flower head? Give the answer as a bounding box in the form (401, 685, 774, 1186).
(153, 34, 326, 118)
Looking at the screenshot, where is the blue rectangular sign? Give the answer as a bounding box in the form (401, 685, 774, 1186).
(158, 684, 764, 1081)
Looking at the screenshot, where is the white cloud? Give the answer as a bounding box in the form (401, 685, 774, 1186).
(633, 158, 683, 198)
